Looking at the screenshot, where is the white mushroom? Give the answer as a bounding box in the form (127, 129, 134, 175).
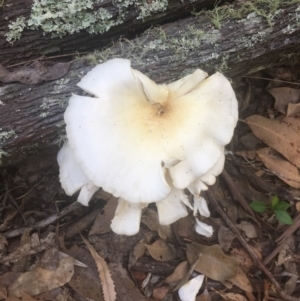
(57, 142, 99, 206)
(110, 199, 147, 236)
(57, 58, 238, 235)
(178, 275, 204, 301)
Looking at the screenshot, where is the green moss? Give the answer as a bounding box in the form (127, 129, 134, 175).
(137, 0, 168, 19)
(0, 129, 17, 144)
(0, 129, 17, 165)
(198, 0, 300, 29)
(5, 0, 173, 43)
(5, 17, 26, 43)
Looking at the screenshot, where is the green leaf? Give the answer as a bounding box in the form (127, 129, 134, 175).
(250, 201, 266, 213)
(274, 210, 293, 225)
(273, 201, 290, 211)
(271, 195, 279, 208)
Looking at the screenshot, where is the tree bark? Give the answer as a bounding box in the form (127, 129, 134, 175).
(0, 0, 216, 66)
(1, 3, 300, 166)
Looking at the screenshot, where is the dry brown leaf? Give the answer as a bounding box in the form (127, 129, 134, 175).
(69, 267, 104, 301)
(224, 293, 249, 301)
(142, 208, 173, 241)
(164, 261, 189, 285)
(282, 116, 300, 134)
(287, 103, 300, 117)
(228, 267, 253, 292)
(6, 295, 21, 301)
(296, 202, 300, 212)
(89, 197, 118, 235)
(257, 148, 300, 188)
(0, 272, 21, 287)
(34, 288, 61, 301)
(268, 87, 300, 114)
(196, 288, 211, 301)
(109, 263, 147, 301)
(284, 275, 298, 295)
(20, 292, 39, 301)
(0, 283, 7, 299)
(8, 257, 74, 297)
(128, 239, 147, 269)
(0, 233, 8, 255)
(186, 243, 238, 281)
(230, 248, 254, 267)
(0, 210, 18, 231)
(236, 221, 257, 239)
(218, 225, 236, 252)
(81, 236, 116, 301)
(172, 216, 198, 241)
(152, 286, 169, 300)
(245, 115, 300, 168)
(146, 239, 176, 262)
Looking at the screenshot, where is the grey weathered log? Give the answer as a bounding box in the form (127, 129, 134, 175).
(0, 0, 216, 66)
(1, 3, 300, 166)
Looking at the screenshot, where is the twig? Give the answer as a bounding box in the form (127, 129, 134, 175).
(206, 190, 300, 301)
(8, 192, 27, 225)
(65, 206, 102, 239)
(242, 76, 300, 86)
(263, 213, 300, 265)
(222, 169, 255, 217)
(16, 177, 44, 199)
(2, 201, 82, 238)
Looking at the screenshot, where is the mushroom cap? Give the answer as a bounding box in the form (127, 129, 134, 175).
(57, 142, 98, 206)
(64, 58, 238, 204)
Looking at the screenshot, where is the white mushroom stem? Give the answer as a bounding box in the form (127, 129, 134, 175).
(195, 219, 213, 237)
(110, 198, 147, 236)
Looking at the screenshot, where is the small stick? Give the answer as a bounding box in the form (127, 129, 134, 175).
(206, 190, 300, 301)
(2, 201, 82, 238)
(263, 214, 300, 265)
(221, 169, 255, 217)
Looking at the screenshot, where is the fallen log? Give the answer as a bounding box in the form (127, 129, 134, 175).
(1, 2, 300, 166)
(0, 0, 216, 66)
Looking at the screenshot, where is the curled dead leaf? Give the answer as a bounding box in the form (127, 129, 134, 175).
(89, 197, 118, 235)
(0, 283, 7, 300)
(8, 257, 74, 297)
(268, 87, 300, 114)
(257, 148, 300, 188)
(81, 236, 116, 301)
(287, 103, 300, 117)
(245, 115, 300, 168)
(164, 261, 189, 285)
(224, 293, 249, 301)
(186, 243, 238, 281)
(146, 239, 176, 262)
(228, 267, 253, 292)
(236, 221, 257, 239)
(142, 208, 173, 241)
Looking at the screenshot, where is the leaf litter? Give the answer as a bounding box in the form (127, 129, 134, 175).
(3, 65, 300, 301)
